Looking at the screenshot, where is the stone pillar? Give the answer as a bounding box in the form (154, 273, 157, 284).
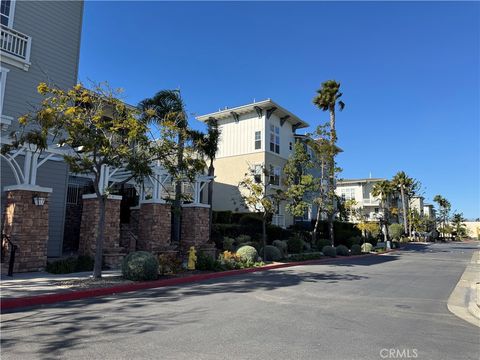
(78, 195, 123, 267)
(180, 204, 215, 257)
(2, 186, 51, 272)
(137, 201, 171, 253)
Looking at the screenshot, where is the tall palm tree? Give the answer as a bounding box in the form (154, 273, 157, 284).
(313, 80, 345, 246)
(433, 195, 451, 238)
(139, 90, 188, 243)
(190, 118, 221, 238)
(372, 180, 393, 244)
(392, 171, 413, 236)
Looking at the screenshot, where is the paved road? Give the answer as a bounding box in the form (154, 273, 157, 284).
(1, 242, 479, 360)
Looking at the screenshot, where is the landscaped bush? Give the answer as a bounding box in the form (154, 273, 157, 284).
(235, 235, 251, 245)
(336, 245, 350, 256)
(122, 251, 159, 281)
(238, 241, 261, 252)
(389, 223, 404, 240)
(287, 234, 304, 254)
(236, 245, 258, 262)
(267, 225, 293, 241)
(196, 252, 222, 271)
(213, 210, 232, 224)
(158, 253, 182, 275)
(46, 255, 94, 274)
(222, 237, 235, 251)
(239, 213, 263, 229)
(361, 243, 373, 253)
(260, 245, 282, 261)
(392, 240, 400, 249)
(315, 238, 331, 251)
(346, 236, 362, 248)
(273, 240, 288, 257)
(322, 246, 337, 257)
(288, 252, 324, 261)
(351, 244, 362, 255)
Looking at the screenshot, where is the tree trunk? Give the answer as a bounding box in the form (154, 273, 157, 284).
(207, 161, 214, 241)
(262, 216, 267, 261)
(93, 195, 106, 278)
(329, 213, 335, 247)
(312, 205, 322, 242)
(401, 188, 408, 235)
(173, 133, 185, 244)
(328, 107, 336, 249)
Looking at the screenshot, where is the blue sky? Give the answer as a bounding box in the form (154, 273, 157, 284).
(79, 1, 480, 219)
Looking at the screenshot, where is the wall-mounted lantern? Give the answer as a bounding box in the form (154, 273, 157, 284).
(32, 194, 46, 206)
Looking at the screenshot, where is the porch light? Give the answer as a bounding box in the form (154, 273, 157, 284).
(32, 194, 46, 206)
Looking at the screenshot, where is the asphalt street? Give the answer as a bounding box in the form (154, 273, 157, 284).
(1, 242, 479, 360)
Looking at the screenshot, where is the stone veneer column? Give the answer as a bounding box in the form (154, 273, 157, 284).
(137, 201, 171, 253)
(78, 195, 122, 258)
(180, 204, 215, 257)
(2, 185, 52, 272)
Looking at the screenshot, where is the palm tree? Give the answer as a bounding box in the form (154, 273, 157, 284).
(190, 118, 221, 237)
(372, 180, 393, 245)
(313, 80, 345, 246)
(392, 171, 413, 236)
(433, 195, 451, 239)
(139, 90, 188, 243)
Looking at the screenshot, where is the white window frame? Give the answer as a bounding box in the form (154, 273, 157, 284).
(269, 166, 280, 186)
(1, 0, 16, 28)
(254, 130, 261, 150)
(269, 124, 280, 154)
(0, 66, 9, 119)
(340, 187, 355, 201)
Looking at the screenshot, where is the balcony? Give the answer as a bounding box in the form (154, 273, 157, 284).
(362, 198, 380, 206)
(1, 25, 32, 70)
(272, 214, 286, 229)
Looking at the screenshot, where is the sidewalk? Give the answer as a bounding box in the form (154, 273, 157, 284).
(447, 250, 480, 327)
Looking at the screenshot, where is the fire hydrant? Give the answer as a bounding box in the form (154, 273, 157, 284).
(187, 246, 197, 270)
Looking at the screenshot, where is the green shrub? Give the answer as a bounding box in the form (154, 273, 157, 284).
(158, 253, 182, 275)
(389, 223, 404, 240)
(336, 245, 350, 256)
(46, 257, 77, 274)
(236, 245, 258, 262)
(122, 251, 159, 281)
(351, 244, 362, 255)
(239, 213, 263, 228)
(288, 252, 324, 261)
(239, 241, 261, 252)
(223, 237, 235, 251)
(287, 234, 304, 254)
(361, 243, 373, 253)
(75, 255, 94, 272)
(346, 236, 362, 248)
(267, 225, 293, 241)
(213, 210, 232, 224)
(272, 240, 288, 257)
(322, 246, 337, 257)
(315, 238, 331, 250)
(196, 252, 222, 271)
(260, 245, 282, 261)
(236, 235, 251, 245)
(392, 240, 400, 249)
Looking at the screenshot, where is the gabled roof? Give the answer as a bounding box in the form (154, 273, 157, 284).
(337, 178, 385, 185)
(196, 99, 309, 129)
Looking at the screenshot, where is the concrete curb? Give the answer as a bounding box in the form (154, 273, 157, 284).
(1, 251, 394, 312)
(447, 250, 480, 327)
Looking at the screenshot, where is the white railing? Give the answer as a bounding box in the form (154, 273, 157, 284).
(1, 25, 32, 66)
(362, 198, 380, 206)
(272, 214, 286, 228)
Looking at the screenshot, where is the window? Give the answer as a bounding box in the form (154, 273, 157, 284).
(289, 142, 292, 151)
(303, 206, 311, 221)
(269, 124, 280, 154)
(0, 67, 9, 118)
(1, 0, 15, 27)
(254, 131, 261, 150)
(269, 166, 280, 186)
(340, 187, 355, 200)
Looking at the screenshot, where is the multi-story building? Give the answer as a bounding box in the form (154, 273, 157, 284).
(196, 99, 310, 228)
(335, 178, 385, 222)
(1, 1, 84, 257)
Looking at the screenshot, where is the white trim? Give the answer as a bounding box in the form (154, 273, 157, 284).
(181, 203, 210, 209)
(139, 199, 166, 205)
(1, 0, 16, 28)
(0, 66, 9, 119)
(4, 184, 53, 193)
(82, 194, 122, 200)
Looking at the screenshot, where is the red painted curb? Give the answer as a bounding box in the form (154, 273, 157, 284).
(0, 251, 392, 311)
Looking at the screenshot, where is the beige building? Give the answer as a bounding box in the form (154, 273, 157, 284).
(196, 99, 309, 228)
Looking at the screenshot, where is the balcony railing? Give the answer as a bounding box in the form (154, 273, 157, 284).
(362, 198, 380, 206)
(1, 25, 32, 70)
